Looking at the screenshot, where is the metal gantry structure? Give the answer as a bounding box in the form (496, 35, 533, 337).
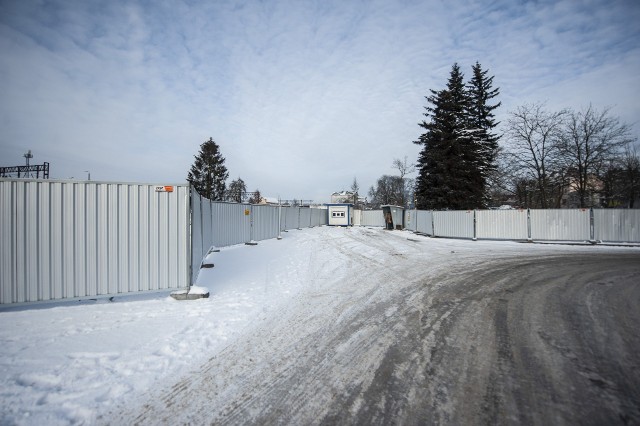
(0, 162, 50, 179)
(0, 150, 50, 179)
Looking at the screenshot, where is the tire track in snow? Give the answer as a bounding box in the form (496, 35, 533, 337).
(102, 230, 640, 425)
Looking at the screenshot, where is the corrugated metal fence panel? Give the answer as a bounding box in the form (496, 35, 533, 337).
(282, 207, 300, 230)
(191, 198, 330, 281)
(0, 182, 10, 303)
(404, 210, 415, 231)
(353, 209, 363, 226)
(594, 209, 640, 242)
(530, 209, 590, 241)
(251, 204, 279, 241)
(433, 210, 474, 238)
(190, 191, 204, 281)
(0, 180, 190, 304)
(312, 208, 327, 227)
(416, 210, 434, 234)
(299, 208, 312, 229)
(361, 210, 385, 227)
(190, 195, 249, 280)
(211, 202, 251, 247)
(476, 210, 529, 240)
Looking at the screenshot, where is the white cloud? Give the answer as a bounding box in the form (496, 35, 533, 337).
(1, 0, 638, 202)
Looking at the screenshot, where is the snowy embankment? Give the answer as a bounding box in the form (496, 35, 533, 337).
(0, 226, 636, 425)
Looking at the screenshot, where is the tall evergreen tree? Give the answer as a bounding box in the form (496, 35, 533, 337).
(350, 177, 360, 206)
(466, 62, 501, 204)
(187, 137, 228, 200)
(227, 177, 247, 203)
(414, 63, 483, 210)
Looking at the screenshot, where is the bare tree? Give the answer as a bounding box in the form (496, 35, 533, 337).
(622, 143, 640, 208)
(368, 175, 405, 208)
(392, 156, 415, 179)
(392, 156, 415, 207)
(484, 147, 517, 207)
(601, 142, 640, 208)
(559, 105, 635, 207)
(504, 103, 566, 208)
(248, 189, 262, 204)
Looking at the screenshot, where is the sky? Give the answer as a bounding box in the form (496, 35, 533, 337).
(1, 0, 639, 203)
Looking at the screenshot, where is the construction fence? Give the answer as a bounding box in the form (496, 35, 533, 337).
(399, 208, 640, 243)
(190, 192, 326, 282)
(2, 178, 637, 305)
(0, 179, 326, 305)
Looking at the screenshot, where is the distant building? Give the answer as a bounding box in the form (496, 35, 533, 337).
(331, 190, 367, 207)
(331, 191, 354, 203)
(260, 197, 280, 206)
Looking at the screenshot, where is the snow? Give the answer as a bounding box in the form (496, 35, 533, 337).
(0, 226, 637, 425)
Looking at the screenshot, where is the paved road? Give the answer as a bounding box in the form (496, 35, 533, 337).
(106, 237, 640, 425)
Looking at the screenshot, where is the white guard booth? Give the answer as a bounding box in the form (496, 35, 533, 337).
(326, 203, 353, 226)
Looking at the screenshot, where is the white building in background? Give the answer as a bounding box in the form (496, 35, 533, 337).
(331, 191, 354, 203)
(331, 190, 367, 207)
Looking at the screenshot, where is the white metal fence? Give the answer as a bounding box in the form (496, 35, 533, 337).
(364, 207, 639, 243)
(356, 210, 386, 227)
(2, 178, 637, 305)
(1, 179, 191, 304)
(593, 209, 640, 242)
(476, 210, 529, 240)
(529, 209, 590, 241)
(1, 181, 328, 305)
(190, 190, 327, 282)
(433, 211, 475, 239)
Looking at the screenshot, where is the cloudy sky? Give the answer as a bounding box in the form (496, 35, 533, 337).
(1, 0, 639, 203)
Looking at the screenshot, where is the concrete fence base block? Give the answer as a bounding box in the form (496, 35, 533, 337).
(170, 291, 210, 301)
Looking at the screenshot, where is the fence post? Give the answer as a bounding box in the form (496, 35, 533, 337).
(527, 209, 532, 242)
(472, 210, 477, 241)
(431, 211, 436, 237)
(187, 185, 194, 287)
(277, 199, 282, 239)
(589, 208, 596, 243)
(249, 204, 254, 243)
(283, 206, 287, 231)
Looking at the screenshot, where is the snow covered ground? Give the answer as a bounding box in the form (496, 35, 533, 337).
(1, 226, 637, 425)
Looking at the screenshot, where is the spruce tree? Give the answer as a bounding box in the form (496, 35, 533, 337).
(466, 62, 501, 205)
(187, 137, 229, 200)
(414, 63, 483, 210)
(227, 177, 247, 203)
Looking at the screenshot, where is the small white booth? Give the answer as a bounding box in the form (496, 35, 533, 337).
(326, 203, 353, 226)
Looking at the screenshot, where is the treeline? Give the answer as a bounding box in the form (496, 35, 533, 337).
(186, 137, 263, 204)
(498, 103, 638, 208)
(366, 63, 639, 210)
(189, 63, 639, 210)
